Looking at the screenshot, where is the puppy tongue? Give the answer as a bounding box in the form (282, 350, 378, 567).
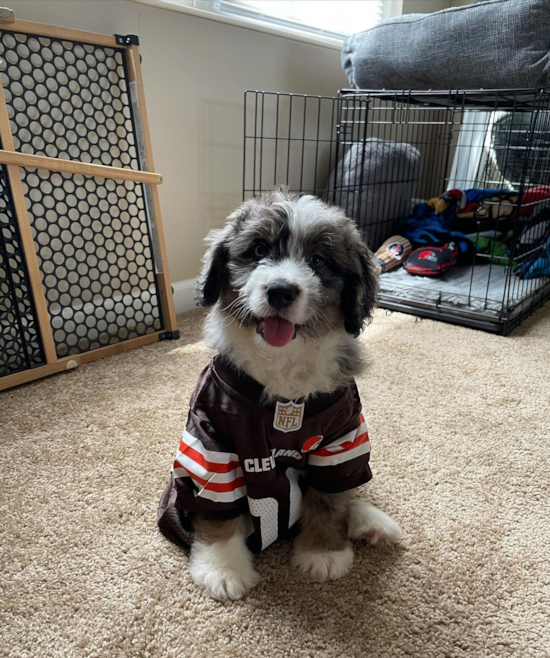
(262, 316, 295, 347)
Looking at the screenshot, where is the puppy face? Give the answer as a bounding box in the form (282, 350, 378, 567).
(197, 189, 377, 347)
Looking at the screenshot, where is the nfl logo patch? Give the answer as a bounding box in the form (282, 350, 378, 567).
(273, 400, 305, 433)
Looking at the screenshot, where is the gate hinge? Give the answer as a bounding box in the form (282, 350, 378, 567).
(115, 34, 140, 46)
(159, 330, 180, 341)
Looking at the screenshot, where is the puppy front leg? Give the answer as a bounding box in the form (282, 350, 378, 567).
(292, 487, 354, 582)
(190, 515, 260, 601)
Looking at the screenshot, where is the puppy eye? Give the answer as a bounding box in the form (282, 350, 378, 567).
(309, 255, 324, 269)
(254, 244, 268, 258)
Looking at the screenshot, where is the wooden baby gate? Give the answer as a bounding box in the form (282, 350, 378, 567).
(0, 12, 178, 391)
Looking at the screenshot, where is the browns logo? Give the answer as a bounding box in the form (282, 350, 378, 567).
(301, 435, 323, 453)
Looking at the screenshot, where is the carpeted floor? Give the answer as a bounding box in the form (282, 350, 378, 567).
(2, 306, 549, 658)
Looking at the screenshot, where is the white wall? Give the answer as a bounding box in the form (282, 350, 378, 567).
(8, 0, 350, 283)
(8, 0, 454, 287)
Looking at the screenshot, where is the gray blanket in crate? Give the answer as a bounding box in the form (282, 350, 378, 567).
(379, 265, 546, 317)
(326, 138, 421, 248)
(342, 0, 550, 91)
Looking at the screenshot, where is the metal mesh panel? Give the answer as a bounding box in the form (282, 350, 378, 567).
(0, 162, 44, 376)
(22, 168, 162, 357)
(0, 31, 139, 170)
(0, 29, 165, 362)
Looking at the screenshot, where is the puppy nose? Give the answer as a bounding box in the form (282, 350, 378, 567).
(266, 281, 299, 310)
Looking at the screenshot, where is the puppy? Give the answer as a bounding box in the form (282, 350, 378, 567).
(157, 188, 402, 601)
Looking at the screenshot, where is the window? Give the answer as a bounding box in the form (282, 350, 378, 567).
(214, 1, 386, 40)
(159, 0, 392, 43)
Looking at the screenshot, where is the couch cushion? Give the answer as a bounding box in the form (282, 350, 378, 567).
(342, 0, 550, 90)
(325, 138, 421, 248)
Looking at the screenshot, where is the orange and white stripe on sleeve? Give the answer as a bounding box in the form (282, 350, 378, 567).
(308, 414, 370, 466)
(172, 430, 247, 503)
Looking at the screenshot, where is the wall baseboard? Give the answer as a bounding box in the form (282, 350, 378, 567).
(172, 278, 198, 314)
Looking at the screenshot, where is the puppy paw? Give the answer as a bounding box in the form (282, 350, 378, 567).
(193, 563, 260, 601)
(347, 499, 403, 545)
(189, 537, 260, 601)
(292, 543, 354, 582)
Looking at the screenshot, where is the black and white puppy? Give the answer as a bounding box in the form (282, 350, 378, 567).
(183, 189, 402, 600)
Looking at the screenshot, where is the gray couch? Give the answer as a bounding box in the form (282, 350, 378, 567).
(342, 0, 550, 90)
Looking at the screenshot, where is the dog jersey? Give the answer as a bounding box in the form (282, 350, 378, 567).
(157, 355, 372, 552)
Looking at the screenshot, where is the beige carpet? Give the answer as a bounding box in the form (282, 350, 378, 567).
(2, 306, 550, 658)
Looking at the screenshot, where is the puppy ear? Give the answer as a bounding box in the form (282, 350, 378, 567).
(342, 235, 378, 336)
(195, 201, 252, 306)
(195, 227, 231, 306)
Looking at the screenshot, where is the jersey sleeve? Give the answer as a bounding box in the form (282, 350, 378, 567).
(170, 371, 248, 519)
(306, 411, 372, 494)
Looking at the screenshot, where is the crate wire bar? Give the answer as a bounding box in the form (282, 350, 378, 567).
(243, 89, 550, 334)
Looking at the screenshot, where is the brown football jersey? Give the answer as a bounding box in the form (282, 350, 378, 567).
(158, 356, 372, 552)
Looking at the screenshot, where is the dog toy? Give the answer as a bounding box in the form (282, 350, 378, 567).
(373, 235, 412, 274)
(404, 242, 458, 276)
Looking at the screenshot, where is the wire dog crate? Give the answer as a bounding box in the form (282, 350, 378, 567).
(243, 89, 550, 334)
